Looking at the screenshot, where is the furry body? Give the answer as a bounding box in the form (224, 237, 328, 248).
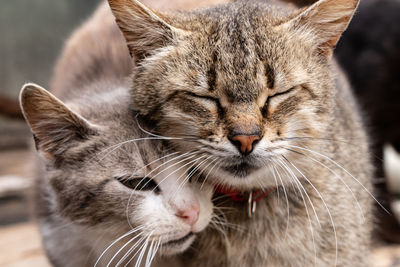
(108, 0, 374, 266)
(23, 4, 213, 266)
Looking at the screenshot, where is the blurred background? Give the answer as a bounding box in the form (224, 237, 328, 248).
(0, 1, 101, 265)
(0, 0, 399, 266)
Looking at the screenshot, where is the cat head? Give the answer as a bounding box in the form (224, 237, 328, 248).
(20, 83, 213, 257)
(109, 0, 359, 190)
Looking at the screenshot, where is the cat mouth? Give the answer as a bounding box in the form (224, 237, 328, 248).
(222, 162, 260, 177)
(162, 232, 195, 247)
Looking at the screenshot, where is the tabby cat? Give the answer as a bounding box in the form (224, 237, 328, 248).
(109, 0, 374, 265)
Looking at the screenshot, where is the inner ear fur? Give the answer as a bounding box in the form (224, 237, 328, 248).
(283, 0, 359, 58)
(108, 0, 184, 61)
(19, 83, 98, 158)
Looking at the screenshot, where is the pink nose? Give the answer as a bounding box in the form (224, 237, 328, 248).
(175, 206, 200, 226)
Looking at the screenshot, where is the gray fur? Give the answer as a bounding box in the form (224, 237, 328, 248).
(20, 3, 214, 266)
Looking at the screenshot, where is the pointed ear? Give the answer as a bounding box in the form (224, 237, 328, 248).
(283, 0, 359, 58)
(19, 83, 98, 159)
(108, 0, 184, 61)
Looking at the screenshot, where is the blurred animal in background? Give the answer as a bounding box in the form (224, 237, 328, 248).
(385, 145, 400, 224)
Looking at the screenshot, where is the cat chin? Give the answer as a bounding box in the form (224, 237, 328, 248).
(211, 165, 279, 190)
(159, 233, 196, 255)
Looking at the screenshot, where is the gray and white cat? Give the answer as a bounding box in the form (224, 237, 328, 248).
(109, 0, 376, 265)
(19, 4, 214, 266)
(20, 81, 214, 267)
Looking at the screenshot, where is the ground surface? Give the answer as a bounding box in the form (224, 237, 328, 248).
(0, 223, 50, 267)
(0, 222, 399, 267)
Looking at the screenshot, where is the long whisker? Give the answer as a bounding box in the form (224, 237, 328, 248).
(94, 225, 145, 267)
(109, 233, 146, 267)
(277, 158, 318, 265)
(271, 159, 290, 235)
(282, 155, 338, 267)
(147, 238, 160, 267)
(284, 144, 389, 214)
(135, 115, 197, 142)
(278, 158, 321, 226)
(283, 147, 365, 222)
(176, 155, 213, 194)
(145, 240, 155, 267)
(122, 235, 149, 267)
(201, 158, 223, 189)
(96, 137, 174, 162)
(134, 234, 151, 267)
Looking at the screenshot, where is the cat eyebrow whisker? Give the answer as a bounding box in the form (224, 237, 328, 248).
(135, 115, 188, 141)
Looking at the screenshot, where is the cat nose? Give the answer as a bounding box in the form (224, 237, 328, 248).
(229, 134, 261, 155)
(175, 205, 200, 226)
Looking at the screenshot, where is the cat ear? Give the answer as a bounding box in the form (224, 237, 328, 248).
(19, 83, 98, 160)
(283, 0, 359, 58)
(108, 0, 184, 61)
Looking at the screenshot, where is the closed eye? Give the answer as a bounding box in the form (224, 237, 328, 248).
(185, 91, 223, 112)
(265, 86, 297, 106)
(186, 91, 219, 104)
(116, 176, 160, 193)
(262, 86, 297, 115)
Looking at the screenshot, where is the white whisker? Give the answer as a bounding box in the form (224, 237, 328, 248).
(285, 144, 389, 214)
(95, 225, 145, 267)
(283, 155, 338, 267)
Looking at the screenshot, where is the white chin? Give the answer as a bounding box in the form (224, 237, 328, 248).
(159, 235, 196, 256)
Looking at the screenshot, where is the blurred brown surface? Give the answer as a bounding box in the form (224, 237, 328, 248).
(0, 223, 50, 267)
(0, 149, 33, 225)
(0, 221, 398, 266)
(0, 149, 32, 177)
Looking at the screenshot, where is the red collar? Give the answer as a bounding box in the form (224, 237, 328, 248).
(214, 185, 276, 203)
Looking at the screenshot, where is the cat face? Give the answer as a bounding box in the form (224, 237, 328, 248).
(20, 84, 213, 259)
(110, 0, 359, 190)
